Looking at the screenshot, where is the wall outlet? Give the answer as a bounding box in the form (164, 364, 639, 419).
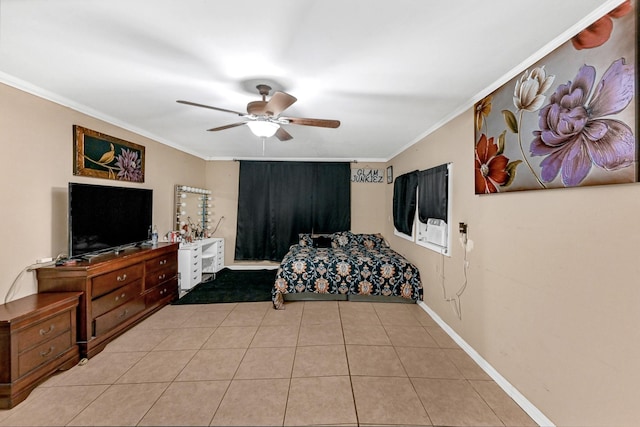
(458, 222, 468, 234)
(36, 257, 53, 263)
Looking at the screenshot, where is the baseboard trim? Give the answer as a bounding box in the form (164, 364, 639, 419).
(416, 300, 554, 427)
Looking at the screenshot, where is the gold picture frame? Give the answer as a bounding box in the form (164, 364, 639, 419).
(73, 125, 145, 182)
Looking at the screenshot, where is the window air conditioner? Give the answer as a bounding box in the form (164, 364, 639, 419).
(424, 218, 447, 247)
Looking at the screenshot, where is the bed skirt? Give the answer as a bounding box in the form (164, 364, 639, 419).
(283, 292, 416, 304)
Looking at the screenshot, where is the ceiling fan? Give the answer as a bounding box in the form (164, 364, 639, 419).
(177, 84, 340, 141)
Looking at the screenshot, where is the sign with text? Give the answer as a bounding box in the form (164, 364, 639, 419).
(351, 168, 384, 183)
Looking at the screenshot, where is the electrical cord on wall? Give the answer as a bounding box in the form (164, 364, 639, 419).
(4, 254, 66, 304)
(440, 231, 470, 320)
(210, 216, 225, 235)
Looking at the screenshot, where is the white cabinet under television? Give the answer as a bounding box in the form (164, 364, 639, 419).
(178, 238, 224, 290)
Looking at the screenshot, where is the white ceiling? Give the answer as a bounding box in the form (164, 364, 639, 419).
(0, 0, 623, 161)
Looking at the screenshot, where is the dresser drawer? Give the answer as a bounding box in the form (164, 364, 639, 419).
(92, 264, 144, 298)
(185, 249, 200, 262)
(145, 264, 177, 290)
(18, 329, 73, 377)
(146, 277, 178, 306)
(92, 280, 142, 319)
(190, 271, 200, 284)
(145, 252, 178, 274)
(93, 297, 145, 336)
(17, 310, 71, 353)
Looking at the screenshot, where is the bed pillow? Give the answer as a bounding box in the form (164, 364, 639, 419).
(331, 230, 356, 248)
(353, 233, 388, 249)
(312, 235, 333, 248)
(298, 233, 313, 247)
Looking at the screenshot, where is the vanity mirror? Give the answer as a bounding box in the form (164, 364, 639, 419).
(174, 185, 213, 240)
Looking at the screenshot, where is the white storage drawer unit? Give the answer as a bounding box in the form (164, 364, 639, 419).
(178, 243, 202, 290)
(178, 238, 224, 290)
(203, 238, 225, 274)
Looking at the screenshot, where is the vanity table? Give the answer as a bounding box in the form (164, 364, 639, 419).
(178, 238, 224, 290)
(174, 184, 224, 290)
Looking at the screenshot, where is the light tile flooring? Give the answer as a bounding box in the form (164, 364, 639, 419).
(0, 300, 537, 426)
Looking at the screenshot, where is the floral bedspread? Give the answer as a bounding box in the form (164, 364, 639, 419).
(272, 232, 422, 302)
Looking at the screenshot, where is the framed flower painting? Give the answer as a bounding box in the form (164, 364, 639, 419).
(73, 125, 145, 183)
(474, 0, 636, 194)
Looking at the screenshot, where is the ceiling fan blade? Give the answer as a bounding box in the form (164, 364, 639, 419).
(275, 127, 293, 141)
(284, 117, 341, 128)
(177, 100, 245, 116)
(265, 92, 297, 116)
(207, 122, 247, 131)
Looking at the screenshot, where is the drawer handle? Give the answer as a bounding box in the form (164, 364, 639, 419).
(159, 259, 167, 265)
(39, 324, 55, 336)
(158, 274, 166, 280)
(118, 309, 129, 319)
(40, 346, 55, 357)
(115, 293, 126, 301)
(117, 274, 127, 282)
(159, 289, 164, 295)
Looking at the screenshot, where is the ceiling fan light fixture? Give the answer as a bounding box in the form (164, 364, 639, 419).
(246, 120, 280, 138)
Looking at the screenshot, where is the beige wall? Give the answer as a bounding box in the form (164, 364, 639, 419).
(4, 79, 639, 425)
(205, 161, 242, 267)
(350, 162, 388, 234)
(386, 109, 640, 426)
(0, 83, 206, 301)
(205, 161, 387, 266)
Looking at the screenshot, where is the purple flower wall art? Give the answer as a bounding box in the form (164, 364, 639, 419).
(474, 0, 636, 194)
(531, 59, 635, 187)
(74, 126, 146, 183)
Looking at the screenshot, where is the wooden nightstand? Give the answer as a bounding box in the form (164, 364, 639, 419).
(0, 292, 82, 409)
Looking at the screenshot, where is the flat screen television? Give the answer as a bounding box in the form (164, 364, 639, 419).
(68, 182, 153, 259)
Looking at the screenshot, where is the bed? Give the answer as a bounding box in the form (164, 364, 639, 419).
(272, 231, 422, 307)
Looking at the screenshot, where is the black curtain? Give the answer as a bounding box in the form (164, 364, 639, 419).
(392, 170, 419, 235)
(235, 161, 350, 261)
(311, 162, 351, 233)
(418, 164, 448, 222)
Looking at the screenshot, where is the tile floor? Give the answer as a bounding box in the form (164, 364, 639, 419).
(0, 300, 537, 426)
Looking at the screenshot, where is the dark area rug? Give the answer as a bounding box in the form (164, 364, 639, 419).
(173, 268, 277, 304)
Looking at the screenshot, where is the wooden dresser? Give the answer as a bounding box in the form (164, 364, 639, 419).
(36, 243, 179, 358)
(0, 292, 81, 408)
